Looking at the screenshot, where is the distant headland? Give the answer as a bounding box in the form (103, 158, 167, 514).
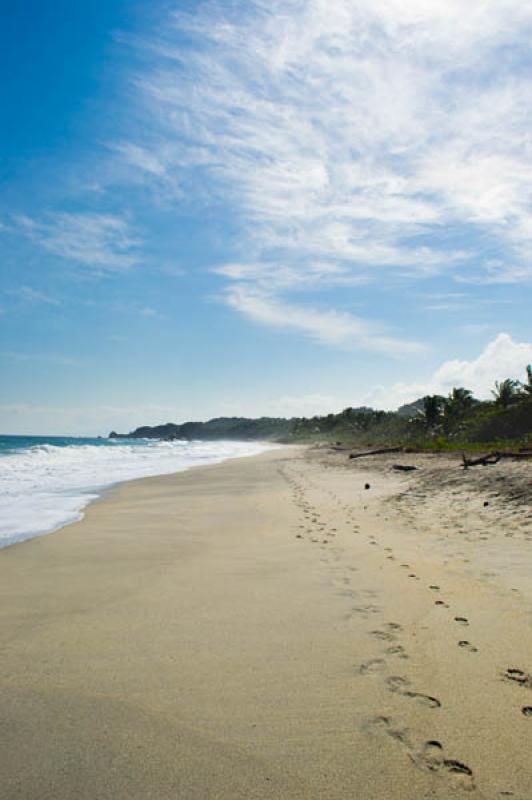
(109, 417, 294, 442)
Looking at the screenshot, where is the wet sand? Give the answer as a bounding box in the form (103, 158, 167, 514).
(1, 446, 531, 799)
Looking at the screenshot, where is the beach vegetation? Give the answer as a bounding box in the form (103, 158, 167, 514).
(491, 378, 522, 408)
(422, 395, 445, 429)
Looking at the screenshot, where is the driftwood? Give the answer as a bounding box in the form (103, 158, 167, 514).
(349, 446, 402, 460)
(462, 452, 500, 469)
(392, 464, 418, 472)
(496, 451, 532, 460)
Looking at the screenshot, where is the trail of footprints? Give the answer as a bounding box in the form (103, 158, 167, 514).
(280, 462, 530, 795)
(280, 464, 342, 553)
(286, 463, 482, 657)
(357, 616, 478, 791)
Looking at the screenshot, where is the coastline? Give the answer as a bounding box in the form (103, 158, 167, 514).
(0, 438, 277, 550)
(1, 445, 531, 798)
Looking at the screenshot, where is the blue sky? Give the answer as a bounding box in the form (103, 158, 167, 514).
(1, 0, 531, 435)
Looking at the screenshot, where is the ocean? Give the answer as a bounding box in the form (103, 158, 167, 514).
(0, 435, 273, 548)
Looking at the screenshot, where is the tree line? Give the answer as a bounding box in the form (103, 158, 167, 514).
(422, 365, 532, 432)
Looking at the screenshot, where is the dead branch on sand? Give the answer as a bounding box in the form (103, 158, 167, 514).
(462, 452, 500, 469)
(497, 451, 532, 460)
(349, 446, 403, 459)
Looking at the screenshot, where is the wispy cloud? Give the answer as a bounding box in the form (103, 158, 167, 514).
(16, 212, 140, 271)
(112, 0, 532, 349)
(111, 142, 168, 177)
(6, 286, 60, 306)
(224, 286, 424, 355)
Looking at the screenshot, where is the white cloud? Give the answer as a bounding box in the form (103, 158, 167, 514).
(433, 333, 532, 394)
(111, 142, 168, 176)
(16, 212, 140, 270)
(224, 286, 425, 355)
(112, 0, 532, 349)
(365, 333, 532, 408)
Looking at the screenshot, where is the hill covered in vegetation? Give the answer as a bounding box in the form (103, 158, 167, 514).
(109, 416, 293, 442)
(110, 367, 532, 450)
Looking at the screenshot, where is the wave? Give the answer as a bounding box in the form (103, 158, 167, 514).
(0, 438, 273, 548)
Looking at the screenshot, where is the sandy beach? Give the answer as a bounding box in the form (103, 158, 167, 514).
(1, 445, 532, 799)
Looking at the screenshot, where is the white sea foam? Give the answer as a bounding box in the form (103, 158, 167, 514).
(0, 439, 273, 547)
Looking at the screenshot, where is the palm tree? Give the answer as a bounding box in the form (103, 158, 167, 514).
(449, 387, 474, 409)
(442, 387, 475, 433)
(423, 395, 444, 428)
(492, 378, 521, 408)
(522, 365, 532, 397)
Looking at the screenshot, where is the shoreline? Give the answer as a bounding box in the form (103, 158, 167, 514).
(0, 439, 280, 550)
(1, 446, 531, 798)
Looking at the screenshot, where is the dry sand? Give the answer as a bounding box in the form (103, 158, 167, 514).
(1, 445, 531, 799)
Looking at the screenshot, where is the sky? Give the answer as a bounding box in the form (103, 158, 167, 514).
(1, 0, 531, 435)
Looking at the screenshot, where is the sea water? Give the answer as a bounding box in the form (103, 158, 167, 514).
(0, 435, 273, 548)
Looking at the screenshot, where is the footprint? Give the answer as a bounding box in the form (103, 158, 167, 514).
(503, 668, 532, 689)
(385, 622, 402, 632)
(386, 676, 441, 708)
(454, 616, 469, 625)
(429, 585, 440, 591)
(370, 629, 396, 642)
(366, 715, 411, 747)
(351, 603, 380, 617)
(416, 741, 474, 790)
(357, 658, 386, 675)
(443, 758, 474, 786)
(458, 640, 478, 652)
(404, 691, 441, 708)
(386, 644, 409, 660)
(418, 740, 443, 771)
(521, 706, 532, 717)
(387, 675, 410, 693)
